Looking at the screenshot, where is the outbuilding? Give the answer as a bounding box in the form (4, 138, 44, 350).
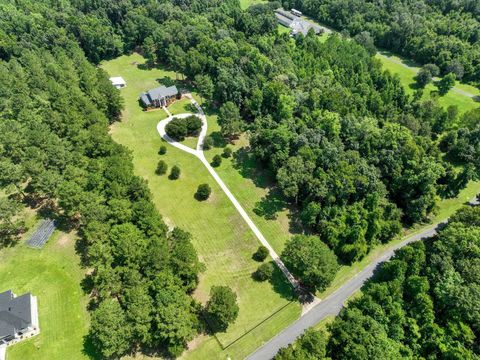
(109, 76, 127, 89)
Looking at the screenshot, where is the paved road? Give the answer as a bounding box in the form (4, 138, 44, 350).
(157, 97, 298, 288)
(247, 196, 480, 360)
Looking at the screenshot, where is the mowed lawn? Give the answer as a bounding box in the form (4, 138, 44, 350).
(239, 0, 266, 10)
(1, 229, 91, 360)
(376, 51, 480, 115)
(101, 53, 301, 359)
(203, 119, 297, 254)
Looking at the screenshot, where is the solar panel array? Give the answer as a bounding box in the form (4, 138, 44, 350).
(27, 219, 56, 249)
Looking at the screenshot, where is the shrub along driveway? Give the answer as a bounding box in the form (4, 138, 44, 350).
(157, 96, 298, 288)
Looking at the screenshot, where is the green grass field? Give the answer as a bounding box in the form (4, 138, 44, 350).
(101, 53, 301, 359)
(239, 0, 266, 10)
(376, 51, 480, 115)
(2, 229, 90, 360)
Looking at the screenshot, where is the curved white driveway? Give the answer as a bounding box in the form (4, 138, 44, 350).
(157, 97, 298, 288)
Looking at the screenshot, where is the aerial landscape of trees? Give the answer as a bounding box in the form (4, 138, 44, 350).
(1, 0, 479, 358)
(285, 0, 480, 83)
(276, 205, 480, 359)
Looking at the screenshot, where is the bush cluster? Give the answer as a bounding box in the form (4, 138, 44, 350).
(165, 115, 202, 141)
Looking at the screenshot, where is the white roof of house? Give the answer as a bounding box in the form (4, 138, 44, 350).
(109, 76, 126, 86)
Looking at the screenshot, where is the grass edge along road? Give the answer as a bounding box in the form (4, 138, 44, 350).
(102, 53, 301, 360)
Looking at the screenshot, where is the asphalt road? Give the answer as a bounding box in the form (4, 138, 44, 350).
(246, 222, 450, 360)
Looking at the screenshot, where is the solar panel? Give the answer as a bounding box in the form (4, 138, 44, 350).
(26, 219, 56, 249)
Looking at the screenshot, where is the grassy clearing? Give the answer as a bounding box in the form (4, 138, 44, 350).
(239, 0, 266, 10)
(202, 124, 297, 254)
(2, 230, 90, 360)
(102, 53, 301, 359)
(376, 51, 480, 115)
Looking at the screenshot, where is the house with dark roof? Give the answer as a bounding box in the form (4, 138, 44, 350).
(140, 85, 179, 109)
(0, 290, 39, 348)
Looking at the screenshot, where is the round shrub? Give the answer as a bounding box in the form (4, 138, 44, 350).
(253, 245, 269, 262)
(165, 118, 187, 141)
(169, 165, 181, 180)
(222, 147, 232, 158)
(156, 160, 168, 175)
(158, 145, 167, 155)
(196, 183, 211, 201)
(253, 262, 274, 281)
(211, 154, 222, 167)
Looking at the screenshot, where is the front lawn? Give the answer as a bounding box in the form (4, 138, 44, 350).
(2, 230, 91, 360)
(102, 53, 301, 359)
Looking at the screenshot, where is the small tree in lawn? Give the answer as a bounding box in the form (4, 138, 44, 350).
(437, 73, 456, 95)
(211, 154, 222, 167)
(169, 165, 180, 180)
(205, 286, 239, 333)
(222, 147, 232, 158)
(253, 262, 274, 281)
(158, 145, 167, 155)
(253, 245, 269, 262)
(203, 135, 213, 150)
(156, 160, 168, 175)
(195, 184, 211, 201)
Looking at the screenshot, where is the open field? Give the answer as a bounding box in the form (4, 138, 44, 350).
(376, 51, 480, 115)
(1, 228, 91, 360)
(102, 53, 301, 359)
(239, 0, 266, 10)
(203, 126, 297, 255)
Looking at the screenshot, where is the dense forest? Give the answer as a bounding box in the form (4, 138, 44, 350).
(276, 205, 480, 359)
(1, 0, 479, 357)
(0, 0, 204, 358)
(283, 0, 480, 84)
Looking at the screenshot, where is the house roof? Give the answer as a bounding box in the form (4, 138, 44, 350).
(109, 76, 126, 86)
(290, 18, 321, 36)
(0, 291, 34, 340)
(275, 9, 322, 36)
(140, 85, 178, 106)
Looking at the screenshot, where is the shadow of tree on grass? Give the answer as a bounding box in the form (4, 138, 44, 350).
(253, 190, 287, 220)
(269, 261, 297, 301)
